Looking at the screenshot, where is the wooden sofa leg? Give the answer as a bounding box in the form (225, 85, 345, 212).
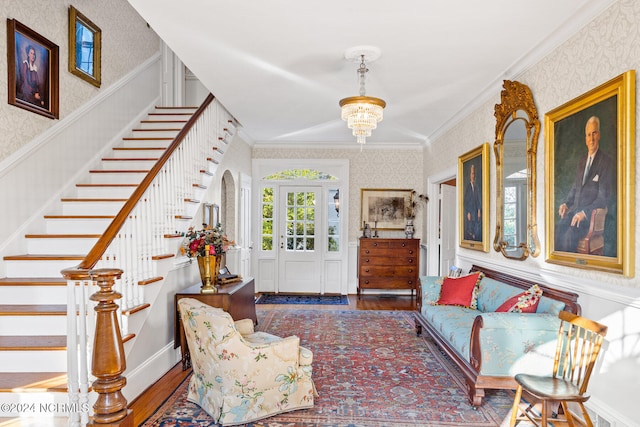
(414, 319, 422, 336)
(466, 382, 484, 407)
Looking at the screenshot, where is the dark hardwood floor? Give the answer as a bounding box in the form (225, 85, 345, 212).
(130, 293, 416, 425)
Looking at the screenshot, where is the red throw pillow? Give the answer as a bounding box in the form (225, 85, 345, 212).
(495, 285, 543, 313)
(437, 272, 481, 308)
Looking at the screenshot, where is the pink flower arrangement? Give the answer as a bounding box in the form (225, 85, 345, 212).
(180, 224, 233, 258)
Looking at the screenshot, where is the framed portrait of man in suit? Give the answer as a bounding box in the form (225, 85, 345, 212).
(545, 70, 635, 277)
(458, 143, 489, 252)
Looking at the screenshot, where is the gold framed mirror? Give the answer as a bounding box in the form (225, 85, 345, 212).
(493, 80, 541, 260)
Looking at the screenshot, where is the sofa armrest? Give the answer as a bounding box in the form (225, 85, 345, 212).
(235, 318, 255, 335)
(470, 312, 560, 376)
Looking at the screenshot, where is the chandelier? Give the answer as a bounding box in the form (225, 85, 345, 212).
(339, 49, 386, 146)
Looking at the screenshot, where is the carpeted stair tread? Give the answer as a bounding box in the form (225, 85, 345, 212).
(0, 372, 68, 392)
(0, 305, 66, 315)
(0, 335, 66, 350)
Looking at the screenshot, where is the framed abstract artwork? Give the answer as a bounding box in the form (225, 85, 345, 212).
(68, 6, 101, 87)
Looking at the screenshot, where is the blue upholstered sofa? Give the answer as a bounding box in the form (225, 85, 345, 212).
(414, 265, 580, 406)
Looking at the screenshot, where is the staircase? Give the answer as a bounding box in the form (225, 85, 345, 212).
(0, 102, 230, 424)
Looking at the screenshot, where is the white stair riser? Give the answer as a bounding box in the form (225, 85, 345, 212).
(152, 108, 197, 114)
(111, 148, 166, 159)
(98, 159, 157, 170)
(130, 130, 180, 139)
(45, 218, 112, 234)
(26, 238, 97, 255)
(120, 138, 171, 148)
(88, 172, 147, 184)
(147, 114, 193, 121)
(61, 201, 125, 216)
(0, 316, 67, 335)
(0, 391, 78, 418)
(0, 350, 66, 372)
(0, 286, 67, 304)
(74, 186, 136, 199)
(5, 259, 81, 278)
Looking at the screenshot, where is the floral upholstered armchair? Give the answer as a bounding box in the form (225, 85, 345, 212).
(177, 298, 317, 426)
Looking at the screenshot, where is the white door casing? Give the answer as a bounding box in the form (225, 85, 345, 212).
(439, 183, 457, 275)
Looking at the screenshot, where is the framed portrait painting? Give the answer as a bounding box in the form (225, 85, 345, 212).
(545, 70, 635, 277)
(68, 6, 101, 87)
(458, 143, 489, 252)
(7, 19, 59, 119)
(360, 188, 411, 230)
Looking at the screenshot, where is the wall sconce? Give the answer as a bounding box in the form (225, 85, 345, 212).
(334, 190, 340, 216)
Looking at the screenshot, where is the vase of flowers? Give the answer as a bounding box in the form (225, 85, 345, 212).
(180, 224, 233, 293)
(404, 190, 428, 238)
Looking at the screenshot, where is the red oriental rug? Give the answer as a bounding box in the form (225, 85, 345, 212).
(142, 309, 514, 426)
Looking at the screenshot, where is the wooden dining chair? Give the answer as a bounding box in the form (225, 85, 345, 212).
(509, 310, 608, 427)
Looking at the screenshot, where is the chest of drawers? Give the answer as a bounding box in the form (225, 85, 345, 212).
(358, 238, 419, 297)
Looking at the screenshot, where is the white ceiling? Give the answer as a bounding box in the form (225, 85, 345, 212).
(127, 0, 615, 147)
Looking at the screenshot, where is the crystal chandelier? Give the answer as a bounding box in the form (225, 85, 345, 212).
(339, 52, 386, 146)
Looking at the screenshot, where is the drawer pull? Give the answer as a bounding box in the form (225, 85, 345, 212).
(365, 250, 370, 254)
(365, 268, 370, 273)
(402, 243, 406, 247)
(408, 280, 413, 285)
(365, 280, 370, 284)
(373, 242, 378, 247)
(408, 259, 413, 263)
(408, 250, 414, 254)
(364, 259, 370, 263)
(408, 269, 413, 273)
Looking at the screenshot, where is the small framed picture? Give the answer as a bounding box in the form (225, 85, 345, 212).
(545, 70, 635, 276)
(360, 188, 412, 230)
(7, 19, 59, 119)
(68, 6, 101, 87)
(458, 143, 490, 252)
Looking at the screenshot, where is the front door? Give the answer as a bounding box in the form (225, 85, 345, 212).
(277, 186, 321, 293)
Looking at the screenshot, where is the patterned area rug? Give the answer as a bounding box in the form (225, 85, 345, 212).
(142, 310, 514, 427)
(255, 294, 349, 305)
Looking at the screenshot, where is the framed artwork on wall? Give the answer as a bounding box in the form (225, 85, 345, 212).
(7, 19, 59, 119)
(545, 70, 635, 277)
(68, 6, 102, 87)
(360, 188, 411, 230)
(458, 143, 489, 252)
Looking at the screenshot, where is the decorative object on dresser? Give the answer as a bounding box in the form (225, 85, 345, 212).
(414, 264, 581, 407)
(358, 238, 419, 298)
(404, 190, 428, 238)
(174, 278, 257, 370)
(179, 223, 234, 293)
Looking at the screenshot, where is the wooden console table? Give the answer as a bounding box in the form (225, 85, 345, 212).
(174, 277, 257, 369)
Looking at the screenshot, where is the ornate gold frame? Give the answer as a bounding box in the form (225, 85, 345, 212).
(493, 80, 541, 260)
(68, 6, 101, 87)
(545, 70, 635, 276)
(458, 143, 490, 252)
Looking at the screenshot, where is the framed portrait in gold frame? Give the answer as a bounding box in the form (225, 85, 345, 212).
(7, 19, 59, 119)
(360, 188, 412, 230)
(458, 143, 490, 252)
(545, 70, 635, 277)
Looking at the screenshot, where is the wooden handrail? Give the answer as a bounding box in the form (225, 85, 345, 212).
(78, 94, 215, 270)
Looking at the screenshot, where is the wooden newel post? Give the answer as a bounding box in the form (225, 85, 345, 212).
(88, 268, 133, 427)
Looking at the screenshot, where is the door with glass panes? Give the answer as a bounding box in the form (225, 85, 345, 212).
(277, 186, 321, 293)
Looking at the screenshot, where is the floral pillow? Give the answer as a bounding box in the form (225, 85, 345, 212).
(437, 272, 483, 309)
(495, 284, 543, 313)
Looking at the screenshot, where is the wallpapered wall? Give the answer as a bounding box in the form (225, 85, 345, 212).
(426, 0, 640, 291)
(252, 146, 424, 241)
(0, 0, 159, 162)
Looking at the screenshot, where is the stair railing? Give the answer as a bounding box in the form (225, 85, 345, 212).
(62, 94, 235, 426)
